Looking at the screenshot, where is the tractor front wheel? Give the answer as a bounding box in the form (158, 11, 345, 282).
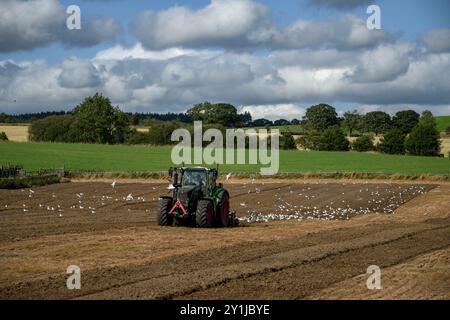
(157, 197, 173, 226)
(196, 199, 214, 228)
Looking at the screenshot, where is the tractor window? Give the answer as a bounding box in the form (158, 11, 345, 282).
(182, 170, 207, 187)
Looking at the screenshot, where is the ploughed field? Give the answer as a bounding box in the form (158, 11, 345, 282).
(0, 180, 449, 299)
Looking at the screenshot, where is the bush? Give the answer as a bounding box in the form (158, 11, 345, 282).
(29, 115, 74, 142)
(125, 130, 152, 145)
(352, 134, 374, 152)
(297, 126, 349, 151)
(0, 132, 8, 141)
(316, 126, 350, 151)
(405, 112, 441, 156)
(379, 129, 406, 154)
(279, 133, 297, 150)
(446, 126, 450, 135)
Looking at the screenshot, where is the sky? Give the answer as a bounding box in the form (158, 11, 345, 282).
(1, 0, 450, 119)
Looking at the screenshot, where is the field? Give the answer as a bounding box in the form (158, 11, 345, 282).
(1, 141, 449, 175)
(0, 179, 449, 299)
(436, 116, 450, 133)
(0, 125, 29, 142)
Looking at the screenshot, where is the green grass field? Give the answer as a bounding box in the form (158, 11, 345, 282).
(435, 116, 450, 133)
(1, 142, 449, 175)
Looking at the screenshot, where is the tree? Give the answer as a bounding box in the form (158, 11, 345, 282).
(291, 118, 300, 125)
(392, 110, 420, 134)
(303, 104, 338, 131)
(274, 119, 290, 126)
(363, 111, 392, 135)
(378, 129, 406, 155)
(405, 111, 441, 156)
(352, 134, 374, 152)
(29, 115, 74, 142)
(342, 110, 362, 137)
(252, 118, 273, 127)
(238, 112, 252, 127)
(0, 132, 8, 141)
(316, 125, 350, 151)
(0, 113, 10, 123)
(187, 102, 239, 127)
(68, 93, 130, 144)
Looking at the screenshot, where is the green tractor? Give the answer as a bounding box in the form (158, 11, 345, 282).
(157, 167, 238, 228)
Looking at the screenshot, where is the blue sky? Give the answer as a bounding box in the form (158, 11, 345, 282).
(1, 0, 450, 117)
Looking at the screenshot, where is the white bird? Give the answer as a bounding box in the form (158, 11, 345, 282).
(126, 193, 134, 201)
(226, 173, 232, 180)
(167, 184, 175, 190)
(111, 180, 117, 188)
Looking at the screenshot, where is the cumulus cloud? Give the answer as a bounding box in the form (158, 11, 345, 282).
(131, 0, 272, 50)
(348, 43, 414, 82)
(58, 57, 101, 88)
(272, 15, 393, 50)
(131, 0, 392, 51)
(422, 29, 450, 53)
(0, 0, 122, 52)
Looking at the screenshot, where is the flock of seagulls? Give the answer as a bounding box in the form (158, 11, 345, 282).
(3, 181, 431, 226)
(239, 184, 430, 224)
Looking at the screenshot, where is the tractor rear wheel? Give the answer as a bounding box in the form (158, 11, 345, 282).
(196, 199, 214, 228)
(157, 197, 173, 226)
(217, 192, 230, 227)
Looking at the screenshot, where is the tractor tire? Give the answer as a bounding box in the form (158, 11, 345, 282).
(217, 192, 230, 227)
(157, 197, 173, 226)
(196, 199, 214, 228)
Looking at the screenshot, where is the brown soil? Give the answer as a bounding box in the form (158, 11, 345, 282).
(0, 180, 448, 299)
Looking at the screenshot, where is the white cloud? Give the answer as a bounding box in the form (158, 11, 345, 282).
(242, 104, 306, 120)
(422, 29, 450, 53)
(131, 1, 392, 51)
(58, 57, 101, 88)
(0, 0, 122, 52)
(131, 0, 272, 50)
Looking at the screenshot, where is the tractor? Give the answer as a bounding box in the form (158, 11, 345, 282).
(157, 167, 238, 228)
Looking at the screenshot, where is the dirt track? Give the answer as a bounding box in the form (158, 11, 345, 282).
(0, 180, 449, 299)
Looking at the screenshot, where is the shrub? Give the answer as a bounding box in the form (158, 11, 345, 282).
(379, 129, 406, 154)
(0, 132, 8, 141)
(316, 126, 350, 151)
(352, 134, 374, 152)
(279, 133, 297, 150)
(29, 115, 74, 142)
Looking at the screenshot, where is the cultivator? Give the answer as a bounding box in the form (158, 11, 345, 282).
(157, 167, 239, 228)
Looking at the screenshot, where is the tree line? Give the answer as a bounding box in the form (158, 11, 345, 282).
(297, 104, 442, 156)
(18, 94, 444, 156)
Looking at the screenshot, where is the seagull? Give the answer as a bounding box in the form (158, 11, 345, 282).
(111, 180, 117, 189)
(126, 193, 134, 201)
(226, 173, 232, 180)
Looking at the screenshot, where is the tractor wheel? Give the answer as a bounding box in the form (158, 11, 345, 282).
(157, 197, 173, 226)
(217, 192, 230, 227)
(196, 199, 214, 228)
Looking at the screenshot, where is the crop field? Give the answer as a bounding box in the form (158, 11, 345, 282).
(0, 179, 449, 299)
(0, 125, 29, 142)
(1, 141, 449, 175)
